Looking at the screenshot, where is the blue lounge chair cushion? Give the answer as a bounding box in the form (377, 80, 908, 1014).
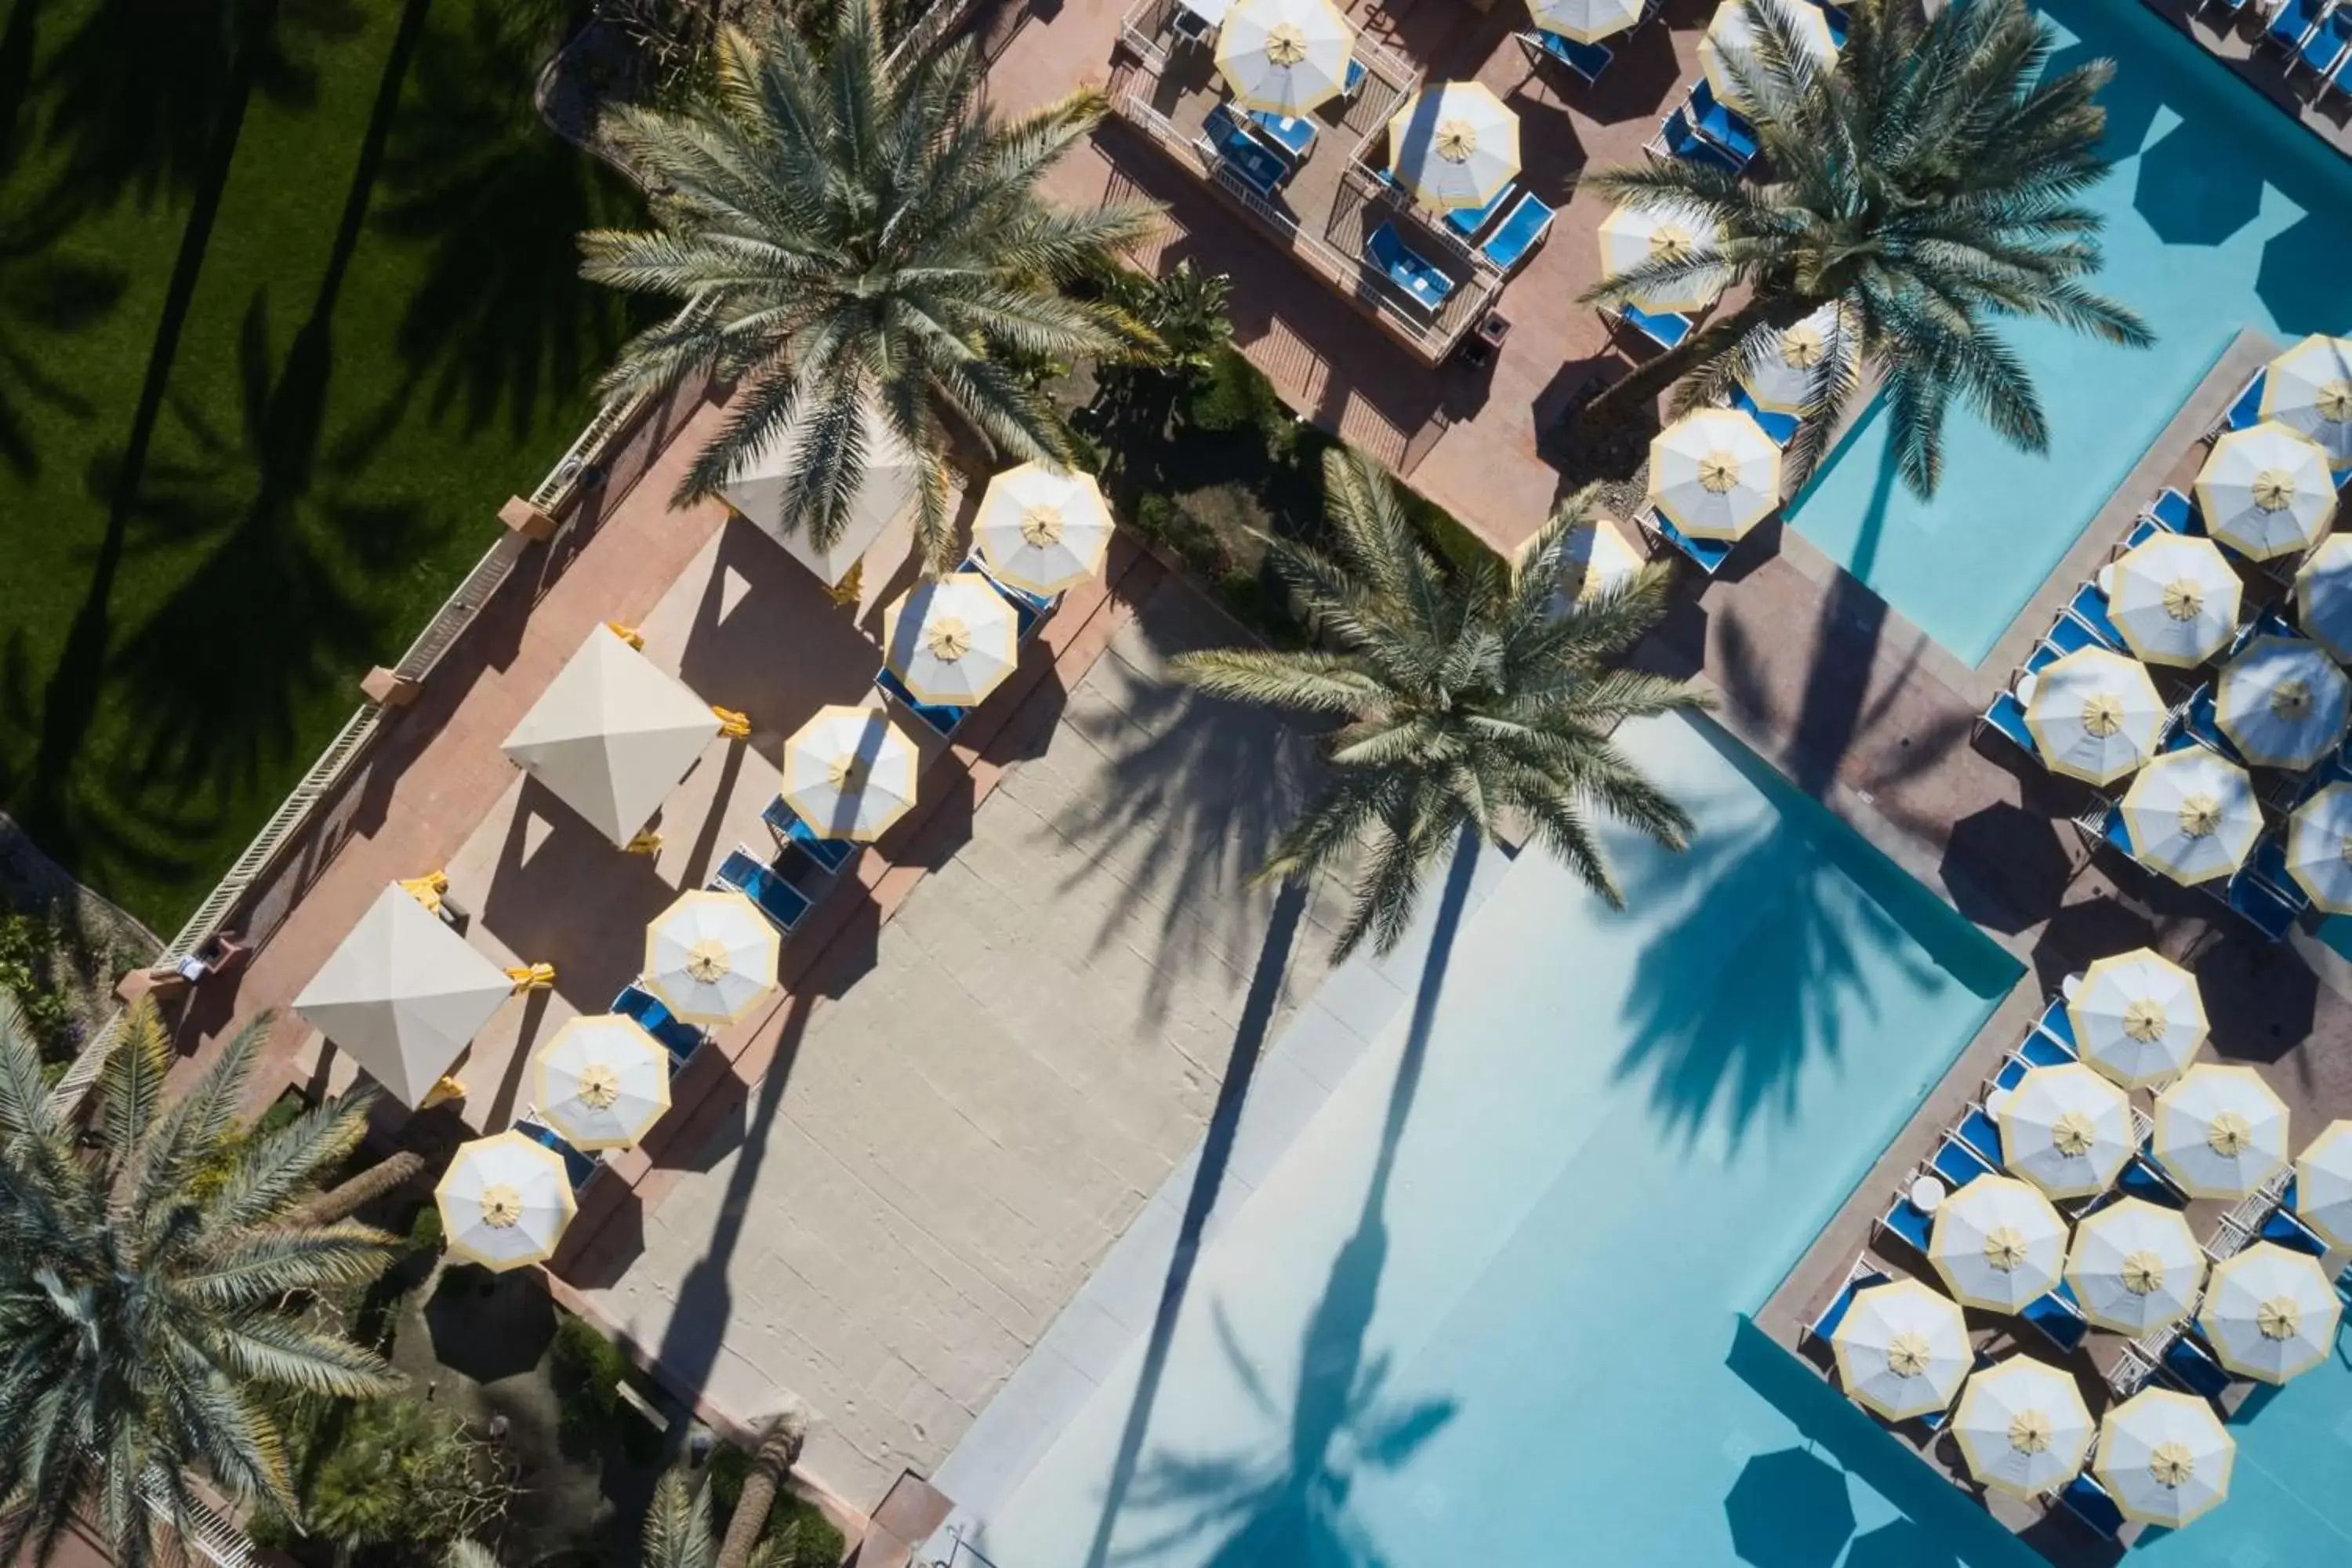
(960, 552, 1051, 631)
(763, 797, 855, 873)
(1478, 191, 1556, 273)
(2146, 486, 2201, 533)
(1530, 27, 1613, 83)
(1731, 387, 1801, 446)
(1881, 1195, 1933, 1255)
(517, 1116, 599, 1192)
(2161, 1332, 2232, 1399)
(1650, 510, 1734, 575)
(1445, 180, 1515, 241)
(2249, 830, 2308, 909)
(2066, 583, 2128, 652)
(2029, 1002, 2079, 1056)
(1364, 222, 1456, 314)
(2181, 684, 2247, 765)
(2020, 1284, 2088, 1353)
(1814, 0, 1852, 44)
(1981, 691, 2037, 759)
(1687, 79, 1760, 163)
(1659, 107, 1744, 175)
(1809, 1268, 1891, 1340)
(2261, 1203, 2329, 1257)
(2096, 803, 2136, 861)
(2122, 517, 2160, 554)
(1247, 108, 1317, 162)
(1621, 301, 1692, 351)
(2060, 1475, 2127, 1541)
(716, 849, 811, 934)
(2301, 5, 2352, 71)
(2118, 1153, 2190, 1209)
(1933, 1138, 1996, 1191)
(613, 984, 706, 1067)
(1344, 57, 1366, 93)
(1955, 1107, 2005, 1167)
(1201, 105, 1287, 198)
(2225, 865, 2299, 942)
(876, 666, 966, 738)
(2267, 0, 2327, 49)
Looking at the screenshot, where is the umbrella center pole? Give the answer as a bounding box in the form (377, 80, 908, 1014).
(2052, 1111, 2097, 1158)
(685, 938, 732, 983)
(578, 1065, 622, 1110)
(2270, 677, 2312, 719)
(2205, 1110, 2252, 1156)
(2150, 1442, 2196, 1489)
(1698, 452, 1740, 493)
(925, 616, 973, 662)
(1885, 1332, 1931, 1378)
(2318, 379, 2352, 423)
(1265, 21, 1308, 64)
(2007, 1410, 2053, 1456)
(2122, 1250, 2165, 1294)
(2080, 694, 2125, 739)
(2176, 793, 2223, 840)
(2161, 579, 2205, 622)
(2122, 999, 2169, 1043)
(1018, 506, 1065, 549)
(2251, 469, 2296, 512)
(480, 1184, 524, 1229)
(1982, 1225, 2030, 1271)
(2257, 1296, 2302, 1339)
(1434, 117, 1479, 162)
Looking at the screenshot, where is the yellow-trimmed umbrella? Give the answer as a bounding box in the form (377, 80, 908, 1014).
(1951, 1358, 2093, 1499)
(644, 889, 779, 1027)
(1699, 0, 1837, 111)
(2104, 533, 2241, 668)
(2295, 534, 2352, 662)
(1737, 303, 1850, 418)
(2217, 634, 2350, 771)
(2021, 648, 2163, 786)
(1387, 82, 1519, 211)
(534, 1014, 671, 1151)
(2288, 783, 2352, 913)
(781, 705, 919, 844)
(1831, 1279, 1972, 1422)
(2259, 332, 2352, 471)
(1530, 0, 1643, 44)
(2119, 749, 2259, 887)
(1926, 1175, 2066, 1312)
(435, 1131, 575, 1272)
(2195, 420, 2336, 561)
(2294, 1120, 2352, 1248)
(2067, 947, 2206, 1089)
(974, 463, 1112, 596)
(1596, 201, 1730, 314)
(1554, 515, 1646, 606)
(2095, 1389, 2234, 1529)
(1647, 409, 1780, 542)
(1217, 0, 1356, 115)
(2199, 1242, 2340, 1384)
(2153, 1063, 2288, 1200)
(884, 574, 1019, 708)
(2065, 1197, 2204, 1334)
(1995, 1064, 2131, 1200)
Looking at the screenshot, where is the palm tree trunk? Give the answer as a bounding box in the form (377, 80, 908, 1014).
(283, 1150, 426, 1227)
(715, 1416, 807, 1568)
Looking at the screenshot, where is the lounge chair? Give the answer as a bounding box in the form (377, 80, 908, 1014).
(2249, 829, 2308, 909)
(1200, 104, 1287, 199)
(1636, 505, 1735, 575)
(1731, 387, 1800, 447)
(1879, 1190, 1934, 1255)
(1933, 1136, 1996, 1192)
(2216, 861, 2299, 943)
(2034, 995, 2078, 1052)
(1342, 57, 1367, 96)
(762, 797, 855, 874)
(1247, 108, 1317, 163)
(2158, 1330, 2233, 1399)
(2261, 1202, 2329, 1257)
(1978, 689, 2038, 761)
(612, 983, 707, 1068)
(1519, 27, 1614, 86)
(1656, 106, 1746, 175)
(515, 1112, 601, 1192)
(1617, 301, 1693, 353)
(1991, 1030, 2078, 1094)
(2300, 2, 2352, 71)
(2227, 604, 2303, 655)
(1444, 180, 1515, 242)
(875, 666, 966, 739)
(1955, 1105, 2005, 1167)
(2176, 684, 2247, 765)
(960, 550, 1053, 633)
(2020, 1281, 2089, 1353)
(2058, 1474, 2127, 1541)
(2265, 0, 2332, 53)
(2118, 1152, 2190, 1209)
(714, 848, 811, 935)
(2064, 582, 2129, 652)
(1686, 79, 1762, 165)
(2114, 517, 2161, 557)
(1478, 191, 1556, 274)
(1363, 222, 1456, 315)
(2018, 611, 2103, 685)
(2143, 485, 2202, 533)
(1805, 1257, 1891, 1342)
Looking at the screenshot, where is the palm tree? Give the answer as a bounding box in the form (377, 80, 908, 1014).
(714, 1413, 807, 1568)
(0, 1000, 401, 1568)
(1174, 449, 1708, 958)
(579, 0, 1160, 570)
(1581, 0, 2151, 495)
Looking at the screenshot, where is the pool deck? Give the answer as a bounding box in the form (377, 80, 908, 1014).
(2138, 0, 2352, 161)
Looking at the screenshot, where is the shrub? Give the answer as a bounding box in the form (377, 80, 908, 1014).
(703, 1444, 846, 1568)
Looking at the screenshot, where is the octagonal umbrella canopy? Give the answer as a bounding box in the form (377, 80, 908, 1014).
(2067, 947, 2207, 1089)
(781, 705, 919, 844)
(2022, 648, 2163, 786)
(2105, 533, 2241, 668)
(293, 884, 516, 1108)
(2195, 421, 2336, 561)
(435, 1131, 576, 1272)
(2294, 1120, 2352, 1248)
(533, 1014, 671, 1152)
(1951, 1357, 2093, 1499)
(644, 889, 779, 1028)
(1597, 200, 1730, 314)
(502, 624, 721, 848)
(1927, 1175, 2066, 1312)
(2200, 1242, 2341, 1384)
(2287, 782, 2352, 914)
(2217, 634, 2350, 771)
(2095, 1388, 2234, 1530)
(1831, 1279, 1971, 1422)
(2259, 332, 2352, 471)
(2120, 749, 2259, 887)
(1648, 409, 1780, 542)
(2295, 535, 2352, 663)
(884, 574, 1018, 709)
(1218, 0, 1356, 114)
(1530, 0, 1644, 43)
(2152, 1063, 2288, 1200)
(1699, 0, 1837, 111)
(1388, 82, 1519, 211)
(2064, 1197, 2205, 1334)
(974, 463, 1112, 597)
(1737, 303, 1851, 418)
(1995, 1063, 2132, 1200)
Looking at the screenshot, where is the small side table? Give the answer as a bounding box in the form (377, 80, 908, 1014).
(1910, 1174, 1947, 1214)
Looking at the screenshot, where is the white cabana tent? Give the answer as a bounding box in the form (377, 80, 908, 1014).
(293, 884, 515, 1107)
(720, 402, 931, 588)
(502, 626, 720, 847)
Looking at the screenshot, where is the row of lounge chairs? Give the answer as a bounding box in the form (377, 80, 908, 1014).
(2250, 0, 2352, 94)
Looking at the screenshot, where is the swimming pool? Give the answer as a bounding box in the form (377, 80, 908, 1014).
(1789, 0, 2352, 666)
(943, 714, 2029, 1566)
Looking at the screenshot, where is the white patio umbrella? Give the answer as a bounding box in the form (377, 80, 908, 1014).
(435, 1131, 576, 1272)
(1927, 1175, 2067, 1312)
(1951, 1358, 2094, 1499)
(2103, 533, 2241, 669)
(1530, 0, 1644, 43)
(1552, 516, 1647, 608)
(2294, 1120, 2352, 1248)
(884, 574, 1018, 708)
(2200, 1242, 2341, 1384)
(2066, 947, 2207, 1089)
(501, 624, 723, 848)
(1217, 0, 1356, 115)
(1388, 82, 1519, 211)
(534, 1014, 671, 1152)
(292, 884, 516, 1108)
(1737, 303, 1850, 418)
(1596, 200, 1730, 314)
(1996, 1064, 2132, 1200)
(2096, 1388, 2234, 1530)
(2287, 783, 2352, 913)
(781, 705, 919, 844)
(2022, 648, 2163, 786)
(1831, 1279, 1972, 1422)
(2152, 1063, 2288, 1200)
(2217, 634, 2350, 771)
(2064, 1197, 2205, 1334)
(1648, 409, 1781, 542)
(974, 462, 1112, 597)
(2195, 420, 2336, 561)
(1699, 0, 1837, 111)
(2295, 535, 2352, 662)
(2259, 332, 2352, 471)
(644, 889, 779, 1028)
(2120, 749, 2259, 887)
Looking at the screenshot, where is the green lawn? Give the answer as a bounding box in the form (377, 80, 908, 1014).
(0, 0, 639, 932)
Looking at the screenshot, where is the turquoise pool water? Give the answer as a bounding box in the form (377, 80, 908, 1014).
(958, 715, 2032, 1566)
(1789, 0, 2352, 666)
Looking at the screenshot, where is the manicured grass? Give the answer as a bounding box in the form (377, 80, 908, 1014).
(0, 0, 638, 931)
